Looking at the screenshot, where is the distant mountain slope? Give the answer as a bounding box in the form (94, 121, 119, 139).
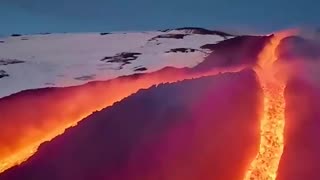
(160, 27, 234, 38)
(196, 35, 271, 71)
(0, 29, 230, 98)
(0, 69, 261, 180)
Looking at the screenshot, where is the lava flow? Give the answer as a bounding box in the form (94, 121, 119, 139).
(243, 32, 293, 180)
(0, 67, 244, 174)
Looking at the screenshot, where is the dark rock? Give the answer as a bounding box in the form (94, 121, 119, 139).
(100, 32, 110, 36)
(165, 48, 198, 53)
(0, 59, 25, 66)
(134, 67, 148, 72)
(195, 35, 272, 71)
(101, 52, 142, 69)
(148, 34, 189, 41)
(101, 52, 142, 62)
(0, 70, 9, 78)
(11, 34, 22, 37)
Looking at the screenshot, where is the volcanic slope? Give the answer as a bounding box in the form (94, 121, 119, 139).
(0, 70, 262, 180)
(276, 35, 320, 180)
(0, 28, 231, 98)
(0, 34, 271, 174)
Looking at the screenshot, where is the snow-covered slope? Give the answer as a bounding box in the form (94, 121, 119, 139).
(0, 28, 233, 98)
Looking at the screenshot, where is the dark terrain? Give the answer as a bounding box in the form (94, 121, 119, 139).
(101, 52, 142, 69)
(0, 70, 8, 78)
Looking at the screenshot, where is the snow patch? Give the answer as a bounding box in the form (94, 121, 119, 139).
(0, 30, 229, 98)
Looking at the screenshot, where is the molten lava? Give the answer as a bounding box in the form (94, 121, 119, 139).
(0, 67, 244, 174)
(244, 31, 295, 180)
(244, 83, 285, 180)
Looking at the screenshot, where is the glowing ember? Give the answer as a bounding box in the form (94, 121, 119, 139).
(244, 31, 295, 180)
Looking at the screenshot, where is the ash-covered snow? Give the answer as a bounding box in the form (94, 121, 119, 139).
(0, 28, 231, 98)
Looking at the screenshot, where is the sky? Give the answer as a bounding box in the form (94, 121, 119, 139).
(0, 0, 318, 35)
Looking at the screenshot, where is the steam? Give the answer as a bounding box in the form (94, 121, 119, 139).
(274, 29, 320, 87)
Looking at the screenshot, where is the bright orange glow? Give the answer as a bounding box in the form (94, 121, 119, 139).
(244, 31, 296, 180)
(0, 67, 244, 173)
(244, 83, 285, 180)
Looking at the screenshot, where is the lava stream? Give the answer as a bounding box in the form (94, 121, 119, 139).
(244, 31, 294, 180)
(0, 67, 244, 174)
(244, 82, 285, 180)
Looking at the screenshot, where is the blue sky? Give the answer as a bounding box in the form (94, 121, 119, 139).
(0, 0, 318, 35)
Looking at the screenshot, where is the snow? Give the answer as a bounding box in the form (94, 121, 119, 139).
(0, 30, 226, 98)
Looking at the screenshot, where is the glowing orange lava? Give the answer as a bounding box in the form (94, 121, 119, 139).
(0, 67, 244, 174)
(244, 82, 285, 180)
(244, 31, 295, 180)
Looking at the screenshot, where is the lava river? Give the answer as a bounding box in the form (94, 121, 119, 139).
(244, 31, 295, 180)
